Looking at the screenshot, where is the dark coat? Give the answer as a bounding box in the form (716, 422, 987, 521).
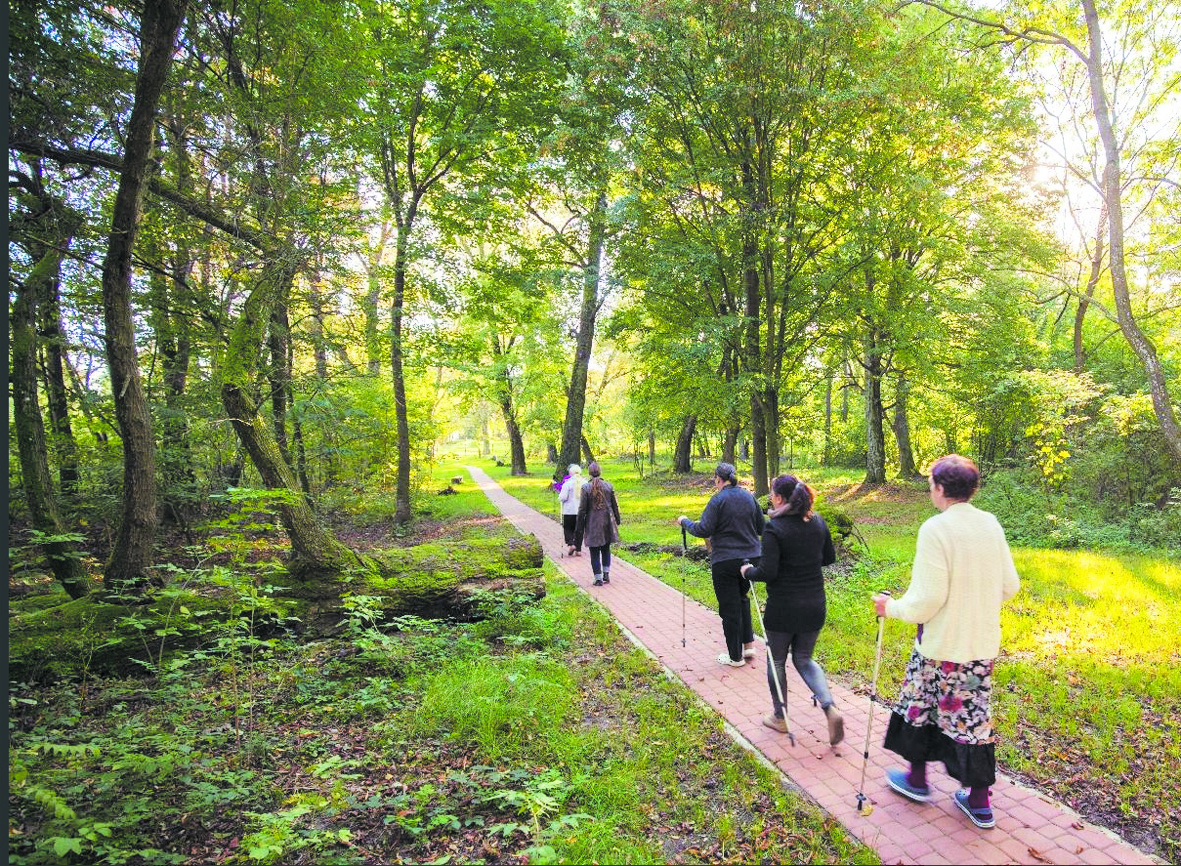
(576, 478, 621, 548)
(680, 484, 764, 563)
(744, 512, 836, 633)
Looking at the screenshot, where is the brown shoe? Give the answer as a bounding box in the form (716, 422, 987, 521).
(763, 713, 788, 733)
(824, 705, 845, 746)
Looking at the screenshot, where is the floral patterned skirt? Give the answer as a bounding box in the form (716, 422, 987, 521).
(895, 647, 995, 744)
(883, 645, 997, 788)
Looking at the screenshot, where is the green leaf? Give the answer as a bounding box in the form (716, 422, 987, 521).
(53, 837, 83, 857)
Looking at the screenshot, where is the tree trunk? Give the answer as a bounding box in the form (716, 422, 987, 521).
(722, 425, 739, 465)
(673, 414, 697, 473)
(11, 252, 91, 599)
(268, 301, 294, 468)
(219, 256, 365, 581)
(763, 385, 780, 482)
(307, 262, 335, 486)
(648, 429, 656, 468)
(823, 370, 833, 466)
(100, 0, 189, 594)
(1081, 0, 1181, 461)
(391, 206, 417, 524)
(1074, 206, 1106, 372)
(580, 435, 595, 464)
(558, 191, 607, 474)
(491, 335, 528, 475)
(13, 159, 82, 499)
(222, 382, 366, 581)
(365, 220, 392, 376)
(863, 324, 887, 484)
(892, 370, 921, 479)
(749, 391, 769, 496)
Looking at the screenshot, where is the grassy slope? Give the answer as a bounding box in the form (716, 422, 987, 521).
(482, 456, 1181, 862)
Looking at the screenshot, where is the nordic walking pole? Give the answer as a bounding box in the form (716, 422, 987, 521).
(680, 524, 688, 648)
(749, 579, 795, 746)
(855, 593, 889, 815)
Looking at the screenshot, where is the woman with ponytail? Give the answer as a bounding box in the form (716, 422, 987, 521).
(576, 461, 621, 587)
(740, 474, 843, 744)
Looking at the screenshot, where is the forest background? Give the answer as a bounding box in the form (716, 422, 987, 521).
(7, 0, 1181, 863)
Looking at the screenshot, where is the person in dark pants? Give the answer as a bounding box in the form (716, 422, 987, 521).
(558, 463, 584, 555)
(677, 462, 764, 667)
(576, 461, 621, 586)
(740, 474, 842, 743)
(872, 454, 1020, 830)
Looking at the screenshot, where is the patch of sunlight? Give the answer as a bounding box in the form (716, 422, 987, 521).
(1008, 548, 1181, 665)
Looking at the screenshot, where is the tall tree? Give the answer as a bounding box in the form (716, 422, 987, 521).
(363, 0, 568, 520)
(9, 165, 91, 598)
(915, 0, 1181, 461)
(98, 0, 189, 592)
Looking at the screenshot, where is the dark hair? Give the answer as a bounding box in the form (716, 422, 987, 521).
(588, 461, 606, 509)
(714, 462, 737, 487)
(771, 474, 814, 519)
(930, 454, 979, 501)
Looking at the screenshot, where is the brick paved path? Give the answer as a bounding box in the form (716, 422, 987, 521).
(465, 466, 1163, 866)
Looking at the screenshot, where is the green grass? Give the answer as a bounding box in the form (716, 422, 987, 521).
(8, 463, 876, 866)
(476, 454, 1181, 862)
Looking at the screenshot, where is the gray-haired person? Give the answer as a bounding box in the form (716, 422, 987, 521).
(677, 462, 764, 667)
(558, 463, 584, 555)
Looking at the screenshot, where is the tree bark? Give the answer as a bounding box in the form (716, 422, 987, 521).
(100, 0, 189, 594)
(11, 249, 91, 599)
(722, 425, 739, 465)
(823, 369, 833, 466)
(673, 414, 697, 473)
(268, 299, 294, 468)
(12, 160, 82, 499)
(491, 335, 528, 475)
(1081, 0, 1181, 461)
(391, 206, 417, 523)
(580, 436, 596, 464)
(762, 385, 780, 482)
(892, 370, 921, 479)
(558, 192, 607, 475)
(863, 321, 887, 484)
(1074, 205, 1106, 372)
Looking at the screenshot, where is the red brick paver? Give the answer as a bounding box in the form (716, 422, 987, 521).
(466, 467, 1165, 866)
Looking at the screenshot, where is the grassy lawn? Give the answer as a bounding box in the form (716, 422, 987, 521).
(478, 454, 1181, 862)
(8, 466, 876, 866)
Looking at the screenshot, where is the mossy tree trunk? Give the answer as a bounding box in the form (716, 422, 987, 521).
(9, 193, 91, 600)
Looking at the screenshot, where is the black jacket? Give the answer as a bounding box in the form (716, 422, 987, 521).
(744, 512, 836, 633)
(680, 485, 764, 563)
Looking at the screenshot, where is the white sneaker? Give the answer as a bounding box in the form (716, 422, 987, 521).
(716, 653, 745, 668)
(743, 648, 757, 659)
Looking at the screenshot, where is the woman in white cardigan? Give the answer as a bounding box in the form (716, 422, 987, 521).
(872, 455, 1020, 831)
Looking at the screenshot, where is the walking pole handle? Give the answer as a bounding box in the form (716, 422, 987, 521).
(681, 524, 687, 551)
